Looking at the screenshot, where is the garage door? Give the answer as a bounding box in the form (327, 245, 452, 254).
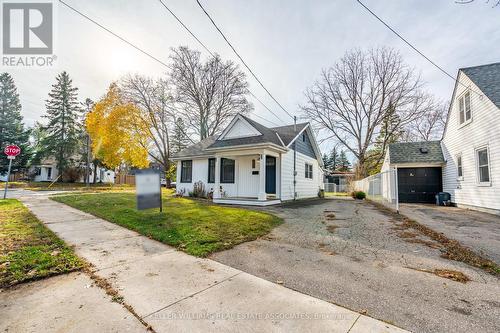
(397, 167, 442, 203)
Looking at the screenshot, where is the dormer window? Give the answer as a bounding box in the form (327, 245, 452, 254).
(458, 91, 471, 125)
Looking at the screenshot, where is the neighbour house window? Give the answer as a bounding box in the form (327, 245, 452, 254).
(458, 91, 471, 125)
(252, 159, 256, 169)
(35, 167, 41, 176)
(208, 158, 215, 183)
(476, 148, 490, 184)
(46, 167, 52, 179)
(220, 158, 235, 183)
(457, 155, 463, 178)
(305, 163, 313, 179)
(180, 160, 192, 183)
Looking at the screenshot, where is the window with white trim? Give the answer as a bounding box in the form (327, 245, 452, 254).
(476, 148, 490, 184)
(180, 160, 192, 183)
(305, 163, 313, 179)
(457, 155, 463, 178)
(458, 91, 471, 125)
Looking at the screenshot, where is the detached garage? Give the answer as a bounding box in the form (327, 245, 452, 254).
(381, 141, 445, 204)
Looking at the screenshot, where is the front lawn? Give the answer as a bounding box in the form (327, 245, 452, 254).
(2, 181, 135, 192)
(0, 199, 83, 288)
(52, 193, 282, 257)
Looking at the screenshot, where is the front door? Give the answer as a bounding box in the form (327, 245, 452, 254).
(265, 156, 276, 194)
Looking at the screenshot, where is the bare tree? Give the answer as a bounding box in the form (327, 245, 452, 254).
(169, 46, 252, 140)
(455, 0, 500, 7)
(121, 75, 176, 186)
(301, 48, 427, 178)
(403, 99, 449, 142)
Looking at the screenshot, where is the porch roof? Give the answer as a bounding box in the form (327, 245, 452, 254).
(173, 115, 309, 159)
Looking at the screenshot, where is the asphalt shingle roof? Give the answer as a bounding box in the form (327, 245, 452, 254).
(461, 62, 500, 109)
(174, 115, 310, 158)
(173, 136, 216, 158)
(388, 141, 444, 164)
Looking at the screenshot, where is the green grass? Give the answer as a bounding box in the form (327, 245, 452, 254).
(0, 199, 83, 288)
(1, 181, 136, 191)
(52, 193, 282, 257)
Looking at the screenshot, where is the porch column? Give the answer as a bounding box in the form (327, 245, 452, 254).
(213, 156, 221, 199)
(258, 153, 266, 201)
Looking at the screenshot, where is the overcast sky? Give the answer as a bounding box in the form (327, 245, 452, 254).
(5, 0, 500, 152)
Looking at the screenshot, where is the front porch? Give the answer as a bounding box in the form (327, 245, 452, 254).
(211, 148, 283, 206)
(213, 197, 282, 206)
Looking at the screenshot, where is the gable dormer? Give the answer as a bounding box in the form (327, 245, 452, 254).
(218, 114, 262, 140)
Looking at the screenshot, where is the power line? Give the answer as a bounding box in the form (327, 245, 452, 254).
(59, 0, 169, 68)
(59, 0, 284, 125)
(356, 0, 481, 96)
(195, 0, 296, 120)
(156, 0, 286, 125)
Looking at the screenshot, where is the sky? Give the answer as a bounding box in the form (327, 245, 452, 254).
(4, 0, 500, 154)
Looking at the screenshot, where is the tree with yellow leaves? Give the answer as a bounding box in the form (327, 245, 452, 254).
(86, 83, 149, 170)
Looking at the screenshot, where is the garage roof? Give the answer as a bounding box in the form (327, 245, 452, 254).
(389, 141, 444, 164)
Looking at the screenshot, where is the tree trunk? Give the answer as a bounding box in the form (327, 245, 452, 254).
(93, 162, 98, 184)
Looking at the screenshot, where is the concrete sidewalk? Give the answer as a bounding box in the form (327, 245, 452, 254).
(8, 191, 409, 333)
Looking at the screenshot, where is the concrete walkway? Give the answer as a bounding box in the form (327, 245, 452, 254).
(6, 191, 409, 333)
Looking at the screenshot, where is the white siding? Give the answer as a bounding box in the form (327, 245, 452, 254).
(281, 150, 323, 201)
(176, 159, 211, 195)
(237, 155, 260, 197)
(221, 118, 260, 139)
(442, 71, 500, 213)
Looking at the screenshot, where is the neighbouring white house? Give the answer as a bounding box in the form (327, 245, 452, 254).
(441, 62, 500, 214)
(172, 114, 324, 206)
(30, 157, 115, 183)
(375, 62, 500, 215)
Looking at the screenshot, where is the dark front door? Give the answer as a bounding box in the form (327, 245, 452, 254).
(397, 167, 442, 203)
(265, 156, 276, 194)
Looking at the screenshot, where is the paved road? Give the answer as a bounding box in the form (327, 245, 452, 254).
(1, 190, 408, 333)
(400, 203, 500, 264)
(212, 198, 500, 333)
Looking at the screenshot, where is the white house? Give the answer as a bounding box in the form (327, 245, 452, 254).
(172, 114, 324, 206)
(376, 62, 500, 215)
(441, 62, 500, 214)
(30, 157, 115, 183)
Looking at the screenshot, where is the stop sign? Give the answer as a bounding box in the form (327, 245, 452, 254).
(4, 145, 21, 157)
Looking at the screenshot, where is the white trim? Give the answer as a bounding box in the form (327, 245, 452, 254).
(286, 124, 324, 167)
(206, 142, 288, 153)
(217, 114, 262, 141)
(475, 145, 491, 186)
(457, 90, 473, 127)
(213, 198, 281, 206)
(276, 132, 285, 146)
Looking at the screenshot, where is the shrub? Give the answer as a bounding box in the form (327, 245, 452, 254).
(351, 191, 366, 200)
(62, 167, 85, 183)
(191, 181, 207, 198)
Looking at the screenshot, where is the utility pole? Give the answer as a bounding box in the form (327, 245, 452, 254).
(293, 116, 297, 200)
(85, 133, 90, 188)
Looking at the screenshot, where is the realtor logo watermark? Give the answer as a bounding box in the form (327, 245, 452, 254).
(1, 0, 57, 67)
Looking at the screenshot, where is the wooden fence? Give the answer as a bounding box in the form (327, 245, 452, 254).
(114, 173, 136, 185)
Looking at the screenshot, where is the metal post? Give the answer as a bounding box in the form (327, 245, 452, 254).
(159, 171, 163, 213)
(393, 168, 399, 214)
(3, 158, 13, 199)
(293, 116, 297, 200)
(85, 133, 90, 188)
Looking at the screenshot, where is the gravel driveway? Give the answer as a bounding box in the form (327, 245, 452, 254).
(211, 198, 500, 333)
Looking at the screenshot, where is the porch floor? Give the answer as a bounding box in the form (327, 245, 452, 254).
(213, 197, 281, 206)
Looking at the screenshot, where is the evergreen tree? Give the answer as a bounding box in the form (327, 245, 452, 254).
(40, 72, 82, 180)
(322, 153, 331, 171)
(0, 73, 31, 174)
(338, 150, 351, 172)
(329, 147, 339, 171)
(172, 117, 190, 153)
